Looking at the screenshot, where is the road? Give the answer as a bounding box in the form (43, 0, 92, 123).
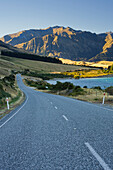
(0, 74, 113, 170)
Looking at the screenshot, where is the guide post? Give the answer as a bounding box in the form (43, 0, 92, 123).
(102, 93, 105, 104)
(6, 97, 9, 110)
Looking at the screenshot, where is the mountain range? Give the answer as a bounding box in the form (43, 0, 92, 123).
(0, 26, 113, 61)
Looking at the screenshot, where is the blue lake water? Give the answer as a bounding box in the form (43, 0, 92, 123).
(47, 77, 113, 89)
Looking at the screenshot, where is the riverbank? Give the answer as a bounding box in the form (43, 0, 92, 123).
(61, 67, 113, 79)
(81, 73, 113, 79)
(23, 76, 113, 107)
(37, 87, 113, 107)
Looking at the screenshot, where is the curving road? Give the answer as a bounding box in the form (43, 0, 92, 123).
(0, 74, 113, 170)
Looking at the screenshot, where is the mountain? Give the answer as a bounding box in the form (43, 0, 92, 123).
(89, 32, 113, 61)
(0, 26, 113, 61)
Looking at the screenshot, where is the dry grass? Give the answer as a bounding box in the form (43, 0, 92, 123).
(12, 57, 91, 72)
(0, 55, 92, 76)
(70, 88, 113, 106)
(59, 58, 113, 69)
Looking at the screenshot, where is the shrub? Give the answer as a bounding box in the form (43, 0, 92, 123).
(83, 86, 87, 88)
(2, 74, 15, 88)
(70, 86, 85, 96)
(25, 79, 49, 90)
(51, 81, 75, 91)
(92, 86, 102, 90)
(105, 86, 113, 95)
(0, 84, 11, 99)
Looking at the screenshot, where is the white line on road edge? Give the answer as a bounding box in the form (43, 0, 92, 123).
(62, 115, 68, 121)
(85, 142, 111, 170)
(0, 95, 29, 129)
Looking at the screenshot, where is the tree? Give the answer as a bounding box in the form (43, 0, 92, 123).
(110, 64, 113, 72)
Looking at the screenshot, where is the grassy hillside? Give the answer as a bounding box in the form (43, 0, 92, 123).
(0, 40, 62, 64)
(0, 55, 93, 77)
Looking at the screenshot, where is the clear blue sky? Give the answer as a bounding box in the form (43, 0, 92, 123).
(0, 0, 113, 37)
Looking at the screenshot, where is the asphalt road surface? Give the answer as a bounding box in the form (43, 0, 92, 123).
(0, 74, 113, 170)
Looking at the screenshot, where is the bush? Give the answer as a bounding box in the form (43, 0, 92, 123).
(2, 74, 15, 88)
(105, 86, 113, 95)
(25, 79, 49, 90)
(83, 86, 87, 88)
(22, 71, 70, 80)
(0, 99, 6, 107)
(74, 76, 80, 79)
(70, 86, 85, 96)
(51, 81, 75, 91)
(92, 86, 102, 90)
(0, 84, 11, 99)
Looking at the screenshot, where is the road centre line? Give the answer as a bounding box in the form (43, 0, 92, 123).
(62, 115, 68, 121)
(85, 142, 111, 170)
(0, 95, 29, 129)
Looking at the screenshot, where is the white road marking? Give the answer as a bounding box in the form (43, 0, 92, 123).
(62, 115, 68, 121)
(0, 95, 29, 129)
(55, 106, 57, 109)
(101, 107, 113, 112)
(74, 128, 76, 130)
(85, 142, 111, 170)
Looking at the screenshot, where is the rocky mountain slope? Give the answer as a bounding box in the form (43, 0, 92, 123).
(1, 26, 113, 61)
(90, 32, 113, 61)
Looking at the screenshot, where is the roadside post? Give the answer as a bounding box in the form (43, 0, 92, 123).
(102, 93, 105, 104)
(6, 97, 9, 110)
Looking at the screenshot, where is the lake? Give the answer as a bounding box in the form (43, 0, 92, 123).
(46, 77, 113, 89)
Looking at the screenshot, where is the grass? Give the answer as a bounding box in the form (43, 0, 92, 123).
(22, 70, 71, 80)
(0, 89, 25, 119)
(71, 88, 113, 105)
(0, 55, 95, 76)
(9, 91, 21, 104)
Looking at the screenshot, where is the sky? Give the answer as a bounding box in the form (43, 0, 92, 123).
(0, 0, 113, 37)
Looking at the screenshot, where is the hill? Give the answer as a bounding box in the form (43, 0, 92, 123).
(0, 40, 62, 64)
(1, 26, 112, 61)
(0, 54, 92, 78)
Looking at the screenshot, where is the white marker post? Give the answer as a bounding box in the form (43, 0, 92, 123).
(102, 93, 105, 104)
(6, 97, 9, 110)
